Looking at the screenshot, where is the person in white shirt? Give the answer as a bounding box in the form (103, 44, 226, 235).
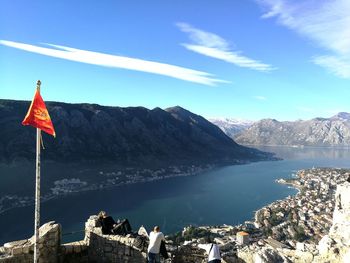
(198, 238, 221, 263)
(147, 226, 165, 263)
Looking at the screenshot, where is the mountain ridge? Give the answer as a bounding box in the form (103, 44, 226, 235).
(0, 99, 273, 166)
(233, 113, 350, 147)
(209, 117, 254, 138)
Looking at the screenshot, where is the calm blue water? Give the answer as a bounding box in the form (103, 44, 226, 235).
(1, 146, 350, 244)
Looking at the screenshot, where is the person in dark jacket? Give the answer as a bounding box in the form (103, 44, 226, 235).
(98, 211, 132, 235)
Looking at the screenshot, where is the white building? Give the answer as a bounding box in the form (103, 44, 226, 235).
(236, 231, 249, 245)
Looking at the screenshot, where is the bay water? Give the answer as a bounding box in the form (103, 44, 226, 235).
(1, 146, 350, 244)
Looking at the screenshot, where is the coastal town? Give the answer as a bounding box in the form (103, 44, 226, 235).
(256, 168, 348, 246)
(164, 167, 350, 262)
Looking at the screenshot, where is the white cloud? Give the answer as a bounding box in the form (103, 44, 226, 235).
(254, 96, 267, 100)
(176, 23, 275, 72)
(312, 55, 350, 79)
(0, 40, 228, 86)
(257, 0, 350, 78)
(177, 22, 230, 51)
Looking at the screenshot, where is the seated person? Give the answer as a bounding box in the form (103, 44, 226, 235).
(98, 211, 132, 235)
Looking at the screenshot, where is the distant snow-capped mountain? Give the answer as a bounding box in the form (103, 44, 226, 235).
(234, 112, 350, 147)
(209, 118, 254, 137)
(330, 112, 350, 121)
(211, 113, 350, 147)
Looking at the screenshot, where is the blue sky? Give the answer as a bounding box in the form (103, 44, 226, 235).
(1, 0, 349, 121)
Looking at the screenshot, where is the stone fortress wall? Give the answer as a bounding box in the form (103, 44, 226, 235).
(0, 216, 147, 263)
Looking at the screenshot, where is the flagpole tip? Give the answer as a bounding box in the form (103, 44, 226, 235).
(36, 80, 41, 92)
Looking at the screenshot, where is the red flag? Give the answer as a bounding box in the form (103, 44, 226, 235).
(22, 89, 56, 137)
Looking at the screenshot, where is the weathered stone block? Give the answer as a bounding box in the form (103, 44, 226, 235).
(67, 245, 74, 254)
(104, 245, 113, 253)
(5, 240, 28, 248)
(11, 247, 23, 255)
(47, 239, 57, 247)
(21, 246, 30, 254)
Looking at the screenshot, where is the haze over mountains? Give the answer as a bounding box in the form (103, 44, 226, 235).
(211, 113, 350, 147)
(0, 100, 272, 166)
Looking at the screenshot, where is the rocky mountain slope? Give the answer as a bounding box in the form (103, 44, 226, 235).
(209, 117, 254, 137)
(234, 113, 350, 147)
(0, 100, 272, 166)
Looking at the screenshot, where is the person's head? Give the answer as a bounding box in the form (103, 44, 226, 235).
(153, 226, 160, 232)
(98, 211, 107, 218)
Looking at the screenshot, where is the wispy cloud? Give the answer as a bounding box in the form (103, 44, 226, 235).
(254, 96, 267, 100)
(0, 40, 228, 86)
(176, 22, 275, 72)
(312, 55, 350, 79)
(257, 0, 350, 78)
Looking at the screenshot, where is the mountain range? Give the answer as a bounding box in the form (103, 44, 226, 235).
(0, 100, 272, 166)
(212, 113, 350, 147)
(209, 118, 254, 138)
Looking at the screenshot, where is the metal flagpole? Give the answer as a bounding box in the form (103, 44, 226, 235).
(34, 80, 42, 263)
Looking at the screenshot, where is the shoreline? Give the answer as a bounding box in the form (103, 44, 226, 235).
(251, 168, 349, 247)
(0, 153, 278, 216)
(173, 167, 349, 261)
(241, 144, 350, 149)
(0, 163, 216, 215)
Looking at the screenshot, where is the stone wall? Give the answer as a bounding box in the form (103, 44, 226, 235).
(60, 241, 88, 263)
(0, 216, 147, 263)
(84, 215, 147, 262)
(0, 221, 60, 263)
(171, 245, 207, 263)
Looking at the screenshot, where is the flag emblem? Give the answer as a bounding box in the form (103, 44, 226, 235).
(33, 108, 50, 121)
(22, 89, 56, 137)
